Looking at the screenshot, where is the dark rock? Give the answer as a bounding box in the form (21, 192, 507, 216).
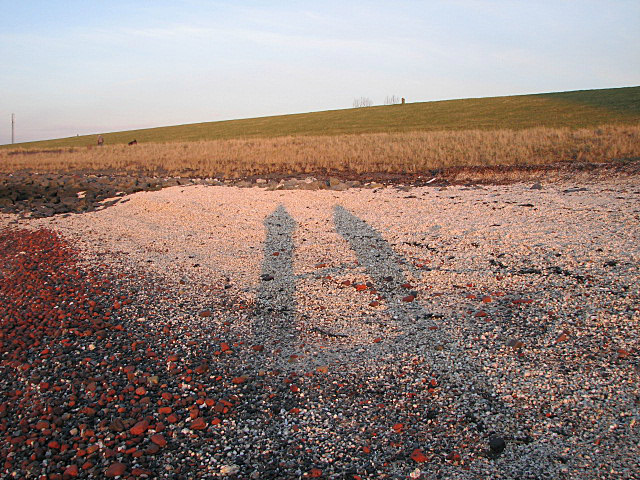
(489, 435, 506, 455)
(518, 267, 542, 275)
(0, 172, 192, 217)
(109, 418, 125, 432)
(563, 187, 588, 193)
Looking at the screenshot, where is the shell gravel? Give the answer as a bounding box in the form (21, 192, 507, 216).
(1, 178, 638, 479)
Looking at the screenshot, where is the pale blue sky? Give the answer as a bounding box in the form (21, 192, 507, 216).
(1, 0, 638, 144)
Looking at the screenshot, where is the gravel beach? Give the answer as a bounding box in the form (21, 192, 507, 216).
(1, 178, 638, 479)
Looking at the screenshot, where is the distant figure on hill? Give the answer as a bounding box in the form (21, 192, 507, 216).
(97, 135, 104, 146)
(128, 139, 138, 145)
(401, 97, 405, 105)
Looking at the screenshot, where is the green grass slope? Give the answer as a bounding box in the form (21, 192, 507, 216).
(6, 86, 640, 149)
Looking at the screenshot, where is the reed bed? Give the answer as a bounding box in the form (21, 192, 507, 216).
(2, 124, 638, 178)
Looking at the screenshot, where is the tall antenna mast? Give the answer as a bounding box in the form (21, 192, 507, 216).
(11, 113, 15, 144)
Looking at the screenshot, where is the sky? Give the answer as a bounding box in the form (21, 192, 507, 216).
(1, 0, 639, 144)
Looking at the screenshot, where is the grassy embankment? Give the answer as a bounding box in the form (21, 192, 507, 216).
(1, 86, 639, 178)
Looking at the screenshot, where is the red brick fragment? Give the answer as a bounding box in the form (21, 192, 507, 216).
(617, 348, 630, 358)
(131, 468, 153, 477)
(191, 417, 207, 430)
(411, 448, 428, 463)
(35, 420, 49, 430)
(150, 434, 167, 447)
(446, 451, 462, 463)
(63, 464, 79, 478)
(195, 363, 209, 374)
(512, 298, 533, 305)
(166, 414, 178, 424)
(105, 462, 127, 477)
(130, 420, 149, 436)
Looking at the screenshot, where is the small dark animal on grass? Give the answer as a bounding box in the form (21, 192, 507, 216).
(128, 140, 138, 146)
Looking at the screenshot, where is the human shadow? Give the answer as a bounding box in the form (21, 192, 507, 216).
(333, 205, 511, 423)
(333, 204, 426, 324)
(253, 205, 298, 342)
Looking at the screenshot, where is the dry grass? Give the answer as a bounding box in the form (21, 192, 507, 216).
(1, 124, 638, 178)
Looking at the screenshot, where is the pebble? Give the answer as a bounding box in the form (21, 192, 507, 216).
(489, 435, 506, 455)
(130, 420, 149, 436)
(191, 417, 207, 430)
(63, 464, 79, 478)
(151, 434, 167, 447)
(105, 462, 127, 477)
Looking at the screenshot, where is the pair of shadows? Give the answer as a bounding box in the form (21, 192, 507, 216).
(253, 204, 510, 433)
(251, 205, 526, 461)
(255, 204, 425, 338)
